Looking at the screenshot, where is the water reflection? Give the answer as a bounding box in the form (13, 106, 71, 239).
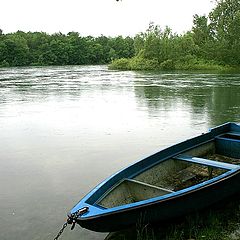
(0, 66, 239, 240)
(133, 71, 240, 126)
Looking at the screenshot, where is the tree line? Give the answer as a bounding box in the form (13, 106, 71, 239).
(0, 31, 134, 67)
(1, 0, 240, 70)
(110, 0, 240, 71)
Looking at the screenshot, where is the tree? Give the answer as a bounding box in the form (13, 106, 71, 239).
(2, 34, 30, 66)
(209, 0, 240, 40)
(192, 15, 211, 46)
(134, 33, 145, 56)
(209, 0, 240, 64)
(174, 32, 198, 58)
(141, 23, 176, 64)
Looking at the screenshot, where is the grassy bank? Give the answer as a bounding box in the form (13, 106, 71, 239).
(108, 56, 236, 72)
(106, 195, 240, 240)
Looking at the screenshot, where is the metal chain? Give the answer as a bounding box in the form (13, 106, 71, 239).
(54, 221, 68, 240)
(53, 207, 89, 240)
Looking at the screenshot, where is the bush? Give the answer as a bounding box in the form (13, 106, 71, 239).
(0, 60, 10, 68)
(130, 57, 159, 70)
(109, 57, 160, 71)
(176, 55, 228, 71)
(108, 58, 130, 70)
(160, 59, 175, 70)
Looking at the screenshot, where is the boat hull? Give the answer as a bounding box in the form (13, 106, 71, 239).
(70, 122, 240, 232)
(77, 170, 240, 232)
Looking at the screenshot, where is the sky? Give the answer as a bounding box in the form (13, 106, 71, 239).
(1, 0, 215, 36)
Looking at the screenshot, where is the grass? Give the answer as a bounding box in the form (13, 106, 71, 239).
(105, 195, 240, 240)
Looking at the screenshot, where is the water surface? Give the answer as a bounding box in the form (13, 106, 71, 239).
(0, 65, 239, 240)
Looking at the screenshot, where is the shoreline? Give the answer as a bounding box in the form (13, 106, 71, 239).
(109, 57, 240, 73)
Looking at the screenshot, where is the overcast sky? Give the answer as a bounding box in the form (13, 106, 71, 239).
(1, 0, 215, 36)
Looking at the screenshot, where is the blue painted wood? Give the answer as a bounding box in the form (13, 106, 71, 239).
(215, 134, 240, 158)
(175, 155, 240, 170)
(228, 132, 240, 137)
(69, 122, 240, 232)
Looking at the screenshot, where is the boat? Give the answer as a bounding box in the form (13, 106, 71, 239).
(68, 122, 240, 232)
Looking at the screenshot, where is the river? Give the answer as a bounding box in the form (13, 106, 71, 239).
(0, 65, 239, 240)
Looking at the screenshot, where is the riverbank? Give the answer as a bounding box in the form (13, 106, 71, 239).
(106, 195, 240, 240)
(109, 57, 238, 72)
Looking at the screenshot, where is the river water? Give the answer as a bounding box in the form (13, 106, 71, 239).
(0, 65, 239, 240)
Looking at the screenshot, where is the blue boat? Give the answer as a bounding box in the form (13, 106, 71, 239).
(69, 122, 240, 232)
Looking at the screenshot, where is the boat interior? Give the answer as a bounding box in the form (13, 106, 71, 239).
(96, 131, 240, 209)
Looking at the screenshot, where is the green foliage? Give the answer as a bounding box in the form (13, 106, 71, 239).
(134, 33, 145, 55)
(174, 55, 227, 71)
(192, 14, 211, 47)
(160, 59, 175, 70)
(0, 60, 9, 67)
(129, 57, 159, 70)
(111, 0, 240, 71)
(109, 58, 130, 70)
(141, 24, 176, 64)
(208, 0, 240, 64)
(0, 31, 135, 67)
(0, 33, 30, 66)
(109, 57, 160, 71)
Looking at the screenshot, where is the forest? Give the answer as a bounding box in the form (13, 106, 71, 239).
(1, 0, 240, 70)
(0, 32, 134, 67)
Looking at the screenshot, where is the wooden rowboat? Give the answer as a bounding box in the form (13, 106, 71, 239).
(69, 122, 240, 232)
